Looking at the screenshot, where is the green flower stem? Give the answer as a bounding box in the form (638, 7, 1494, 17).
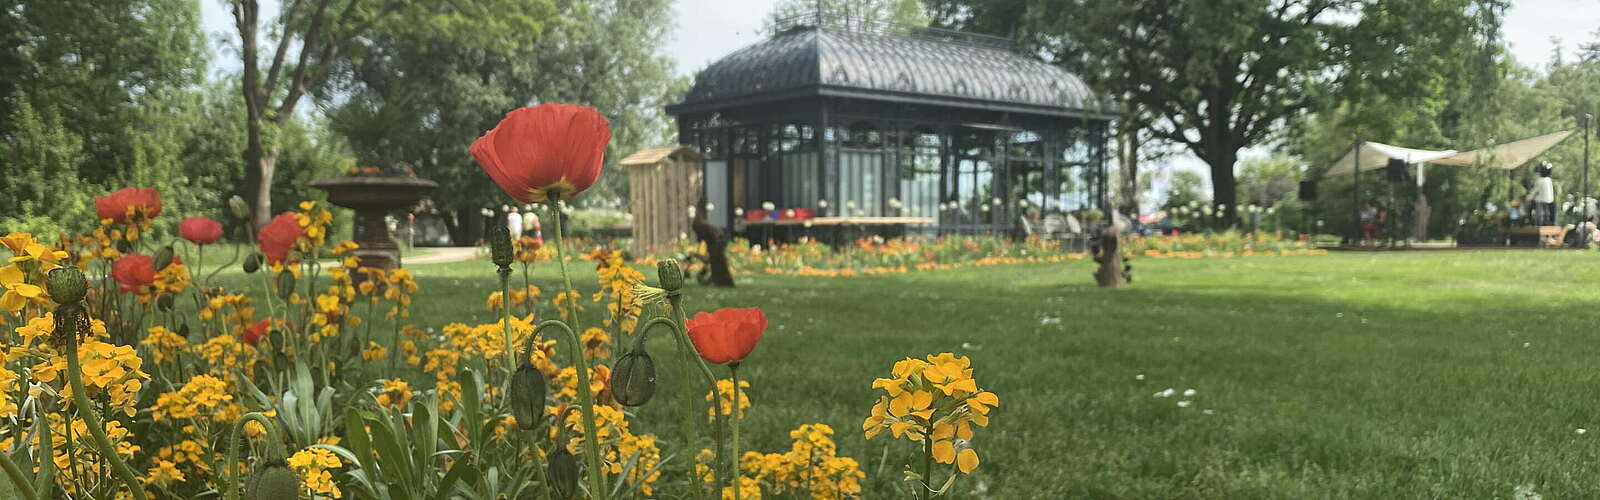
(729, 364, 743, 500)
(922, 436, 934, 500)
(498, 266, 516, 400)
(545, 201, 608, 500)
(33, 407, 53, 496)
(64, 325, 148, 500)
(222, 411, 283, 500)
(0, 448, 39, 500)
(665, 294, 726, 498)
(624, 315, 705, 500)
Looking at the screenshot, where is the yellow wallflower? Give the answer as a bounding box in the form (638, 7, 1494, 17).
(863, 353, 997, 475)
(707, 378, 752, 420)
(288, 447, 344, 498)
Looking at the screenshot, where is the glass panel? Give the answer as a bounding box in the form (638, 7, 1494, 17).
(841, 152, 884, 216)
(781, 152, 819, 209)
(844, 121, 883, 150)
(898, 127, 941, 219)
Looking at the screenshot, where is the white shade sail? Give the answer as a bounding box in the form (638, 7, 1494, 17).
(1324, 142, 1457, 176)
(1323, 130, 1574, 176)
(1430, 130, 1575, 169)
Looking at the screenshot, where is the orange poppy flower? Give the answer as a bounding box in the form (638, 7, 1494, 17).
(244, 318, 271, 345)
(257, 212, 303, 264)
(685, 307, 767, 365)
(95, 187, 162, 223)
(179, 216, 224, 245)
(470, 104, 611, 203)
(111, 254, 156, 294)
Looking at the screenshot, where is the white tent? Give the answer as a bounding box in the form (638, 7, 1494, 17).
(1431, 130, 1575, 169)
(1324, 130, 1574, 176)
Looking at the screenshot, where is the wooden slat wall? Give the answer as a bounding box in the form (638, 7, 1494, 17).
(629, 155, 703, 256)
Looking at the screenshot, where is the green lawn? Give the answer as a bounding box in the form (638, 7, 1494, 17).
(201, 249, 1600, 498)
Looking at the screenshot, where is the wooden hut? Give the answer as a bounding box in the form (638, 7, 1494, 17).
(622, 146, 706, 255)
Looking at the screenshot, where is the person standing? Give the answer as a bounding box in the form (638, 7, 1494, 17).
(506, 206, 523, 239)
(1527, 162, 1557, 226)
(524, 207, 543, 244)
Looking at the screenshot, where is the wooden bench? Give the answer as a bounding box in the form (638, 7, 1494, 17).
(1507, 225, 1567, 247)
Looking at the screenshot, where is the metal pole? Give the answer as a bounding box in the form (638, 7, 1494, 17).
(1584, 113, 1591, 212)
(1352, 140, 1362, 245)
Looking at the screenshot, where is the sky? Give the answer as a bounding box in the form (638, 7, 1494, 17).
(198, 0, 1599, 201)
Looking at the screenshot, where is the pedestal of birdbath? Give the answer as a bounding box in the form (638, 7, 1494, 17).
(310, 176, 438, 280)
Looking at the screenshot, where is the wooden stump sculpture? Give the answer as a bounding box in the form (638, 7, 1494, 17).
(691, 198, 735, 287)
(1092, 226, 1125, 288)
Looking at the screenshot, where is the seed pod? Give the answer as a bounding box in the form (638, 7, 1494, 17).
(157, 294, 174, 312)
(178, 322, 190, 338)
(229, 195, 251, 220)
(46, 266, 88, 304)
(490, 224, 514, 268)
(245, 460, 300, 500)
(153, 245, 175, 271)
(276, 271, 295, 300)
(547, 448, 580, 500)
(509, 363, 547, 429)
(611, 350, 656, 407)
(243, 254, 262, 274)
(657, 259, 685, 291)
(115, 239, 132, 253)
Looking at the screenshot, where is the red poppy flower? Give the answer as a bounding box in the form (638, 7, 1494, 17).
(111, 254, 156, 294)
(244, 319, 271, 345)
(94, 188, 163, 223)
(257, 212, 303, 264)
(685, 307, 767, 365)
(179, 216, 225, 245)
(470, 104, 611, 203)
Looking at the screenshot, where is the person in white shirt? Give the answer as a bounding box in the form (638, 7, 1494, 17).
(1526, 162, 1556, 225)
(506, 206, 523, 237)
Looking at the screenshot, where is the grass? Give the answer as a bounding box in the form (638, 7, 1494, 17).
(195, 248, 1600, 498)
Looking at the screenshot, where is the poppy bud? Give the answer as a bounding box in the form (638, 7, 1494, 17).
(178, 322, 190, 337)
(657, 259, 684, 291)
(490, 224, 514, 268)
(115, 239, 132, 253)
(243, 253, 262, 274)
(509, 363, 547, 429)
(229, 195, 251, 220)
(547, 448, 580, 500)
(245, 460, 300, 500)
(46, 266, 88, 304)
(157, 294, 174, 312)
(153, 245, 175, 271)
(611, 350, 656, 407)
(276, 271, 295, 300)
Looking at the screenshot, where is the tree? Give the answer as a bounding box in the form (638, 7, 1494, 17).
(226, 0, 422, 229)
(936, 0, 1507, 226)
(1162, 170, 1207, 210)
(764, 0, 929, 33)
(322, 0, 681, 245)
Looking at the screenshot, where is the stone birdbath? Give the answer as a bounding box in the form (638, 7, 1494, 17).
(310, 175, 438, 278)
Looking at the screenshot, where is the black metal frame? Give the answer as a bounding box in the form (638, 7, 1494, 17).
(668, 20, 1115, 238)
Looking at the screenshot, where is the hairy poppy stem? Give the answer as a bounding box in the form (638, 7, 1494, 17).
(498, 265, 515, 400)
(547, 200, 608, 500)
(730, 364, 743, 500)
(64, 317, 148, 500)
(223, 411, 283, 500)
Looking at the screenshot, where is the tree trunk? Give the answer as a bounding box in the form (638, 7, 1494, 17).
(242, 120, 276, 230)
(1118, 120, 1140, 218)
(1093, 226, 1124, 288)
(1205, 144, 1239, 229)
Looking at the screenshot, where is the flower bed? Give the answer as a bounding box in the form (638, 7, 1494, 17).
(649, 230, 1324, 279)
(0, 103, 998, 500)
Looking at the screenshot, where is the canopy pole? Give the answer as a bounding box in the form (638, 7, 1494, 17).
(1351, 140, 1362, 245)
(1584, 114, 1591, 213)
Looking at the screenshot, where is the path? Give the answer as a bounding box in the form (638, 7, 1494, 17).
(405, 246, 480, 264)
